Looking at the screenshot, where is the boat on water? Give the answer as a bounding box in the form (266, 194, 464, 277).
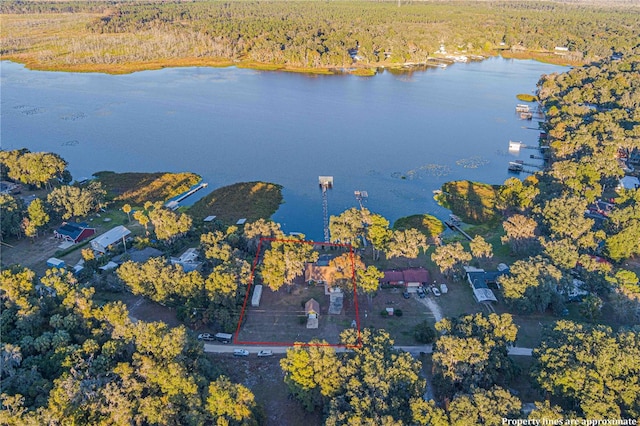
(508, 161, 524, 172)
(520, 111, 533, 120)
(515, 104, 530, 113)
(436, 63, 447, 68)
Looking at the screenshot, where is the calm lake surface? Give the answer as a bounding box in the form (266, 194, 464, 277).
(0, 58, 566, 241)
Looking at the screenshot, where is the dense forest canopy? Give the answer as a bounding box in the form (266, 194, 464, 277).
(1, 0, 639, 73)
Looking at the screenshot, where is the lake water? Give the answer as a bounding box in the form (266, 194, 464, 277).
(0, 58, 566, 241)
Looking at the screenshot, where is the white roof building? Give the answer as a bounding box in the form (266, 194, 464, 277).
(618, 176, 640, 190)
(91, 225, 131, 253)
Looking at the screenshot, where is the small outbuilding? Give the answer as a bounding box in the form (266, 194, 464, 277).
(305, 298, 320, 329)
(46, 257, 66, 269)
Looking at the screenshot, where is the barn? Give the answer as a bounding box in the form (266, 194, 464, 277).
(54, 222, 96, 244)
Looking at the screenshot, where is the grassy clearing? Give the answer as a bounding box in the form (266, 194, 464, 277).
(188, 181, 283, 225)
(437, 180, 501, 225)
(393, 214, 445, 240)
(516, 93, 538, 102)
(93, 171, 201, 205)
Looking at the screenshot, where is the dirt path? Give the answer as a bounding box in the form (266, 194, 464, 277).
(416, 296, 444, 322)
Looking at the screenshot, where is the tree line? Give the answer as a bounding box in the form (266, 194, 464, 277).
(2, 1, 639, 71)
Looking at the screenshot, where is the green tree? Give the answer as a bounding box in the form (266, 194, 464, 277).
(243, 218, 284, 253)
(325, 328, 425, 425)
(0, 150, 68, 189)
(122, 203, 131, 222)
(497, 176, 539, 212)
(431, 242, 471, 280)
(469, 235, 493, 261)
(432, 313, 518, 398)
(448, 386, 522, 426)
(148, 203, 192, 243)
(539, 195, 599, 250)
(534, 320, 640, 419)
(498, 256, 564, 313)
(24, 198, 49, 238)
(410, 398, 449, 426)
(207, 376, 258, 425)
(413, 320, 437, 344)
(280, 342, 343, 411)
(259, 240, 318, 291)
(329, 207, 369, 247)
(46, 182, 105, 220)
(385, 228, 428, 259)
(501, 214, 539, 255)
(367, 213, 391, 260)
(0, 194, 25, 239)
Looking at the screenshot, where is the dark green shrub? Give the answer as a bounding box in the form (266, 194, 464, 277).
(413, 320, 436, 343)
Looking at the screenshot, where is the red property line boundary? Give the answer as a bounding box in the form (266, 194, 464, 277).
(234, 237, 362, 349)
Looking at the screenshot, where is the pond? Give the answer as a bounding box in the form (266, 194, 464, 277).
(0, 58, 566, 241)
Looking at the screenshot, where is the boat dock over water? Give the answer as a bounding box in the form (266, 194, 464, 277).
(444, 216, 472, 241)
(165, 182, 209, 210)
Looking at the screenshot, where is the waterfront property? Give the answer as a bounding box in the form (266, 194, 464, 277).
(465, 266, 507, 304)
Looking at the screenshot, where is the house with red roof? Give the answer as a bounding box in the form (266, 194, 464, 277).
(380, 268, 430, 292)
(54, 222, 96, 244)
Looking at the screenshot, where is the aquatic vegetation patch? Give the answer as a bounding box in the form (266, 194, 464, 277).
(456, 156, 489, 169)
(391, 164, 451, 180)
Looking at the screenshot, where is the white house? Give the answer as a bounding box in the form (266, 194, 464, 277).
(91, 225, 131, 253)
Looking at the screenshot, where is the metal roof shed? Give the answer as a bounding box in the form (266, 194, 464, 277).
(91, 225, 131, 253)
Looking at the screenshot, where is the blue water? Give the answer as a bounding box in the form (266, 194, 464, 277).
(0, 58, 566, 241)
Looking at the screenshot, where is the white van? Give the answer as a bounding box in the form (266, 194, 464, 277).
(233, 349, 249, 357)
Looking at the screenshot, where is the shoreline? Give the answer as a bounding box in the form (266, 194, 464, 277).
(1, 50, 579, 77)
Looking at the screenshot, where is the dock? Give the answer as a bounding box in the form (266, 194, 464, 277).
(444, 220, 472, 241)
(165, 182, 208, 210)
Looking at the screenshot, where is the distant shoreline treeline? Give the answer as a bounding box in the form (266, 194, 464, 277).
(1, 0, 638, 74)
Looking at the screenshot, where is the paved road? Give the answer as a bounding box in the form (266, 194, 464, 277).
(203, 343, 533, 357)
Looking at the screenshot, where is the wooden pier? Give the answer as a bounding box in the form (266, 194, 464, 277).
(444, 220, 472, 241)
(165, 182, 208, 210)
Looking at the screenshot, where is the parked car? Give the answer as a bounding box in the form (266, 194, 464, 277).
(439, 283, 448, 294)
(257, 350, 273, 357)
(402, 291, 411, 299)
(233, 349, 249, 357)
(197, 333, 215, 341)
(416, 287, 426, 298)
(431, 286, 441, 297)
